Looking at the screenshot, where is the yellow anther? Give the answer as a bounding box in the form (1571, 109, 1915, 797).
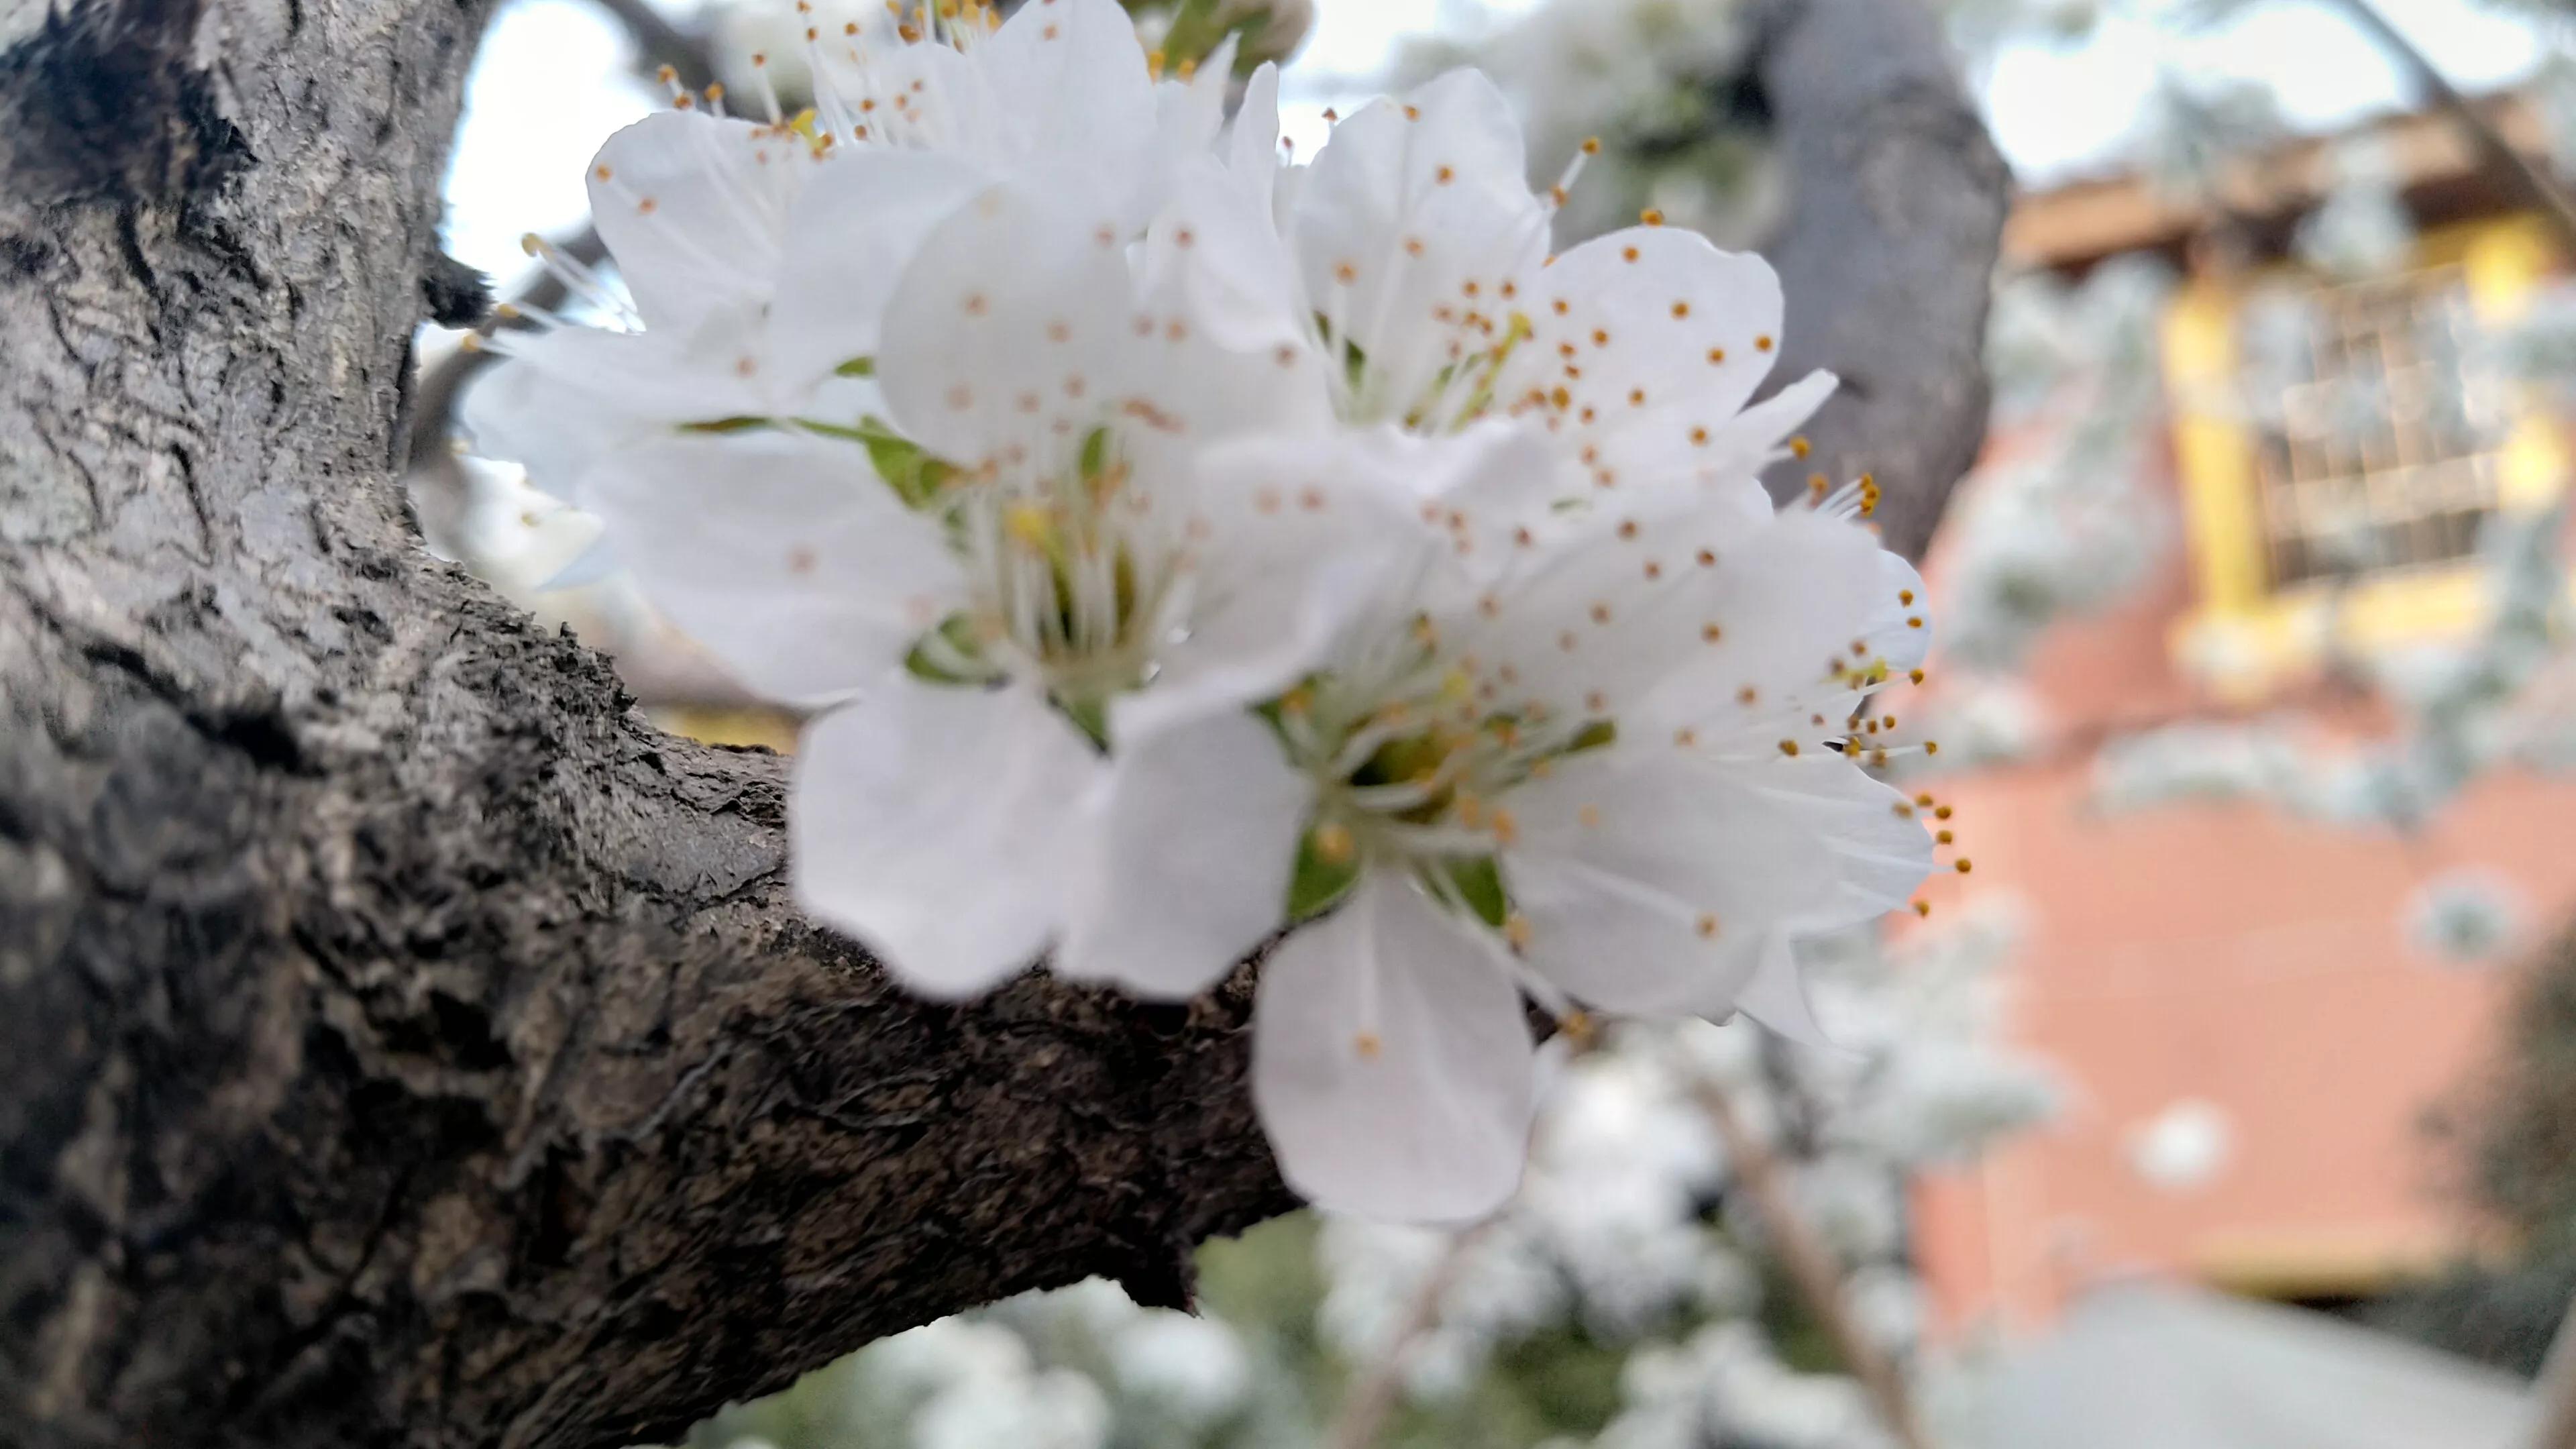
(1004, 502, 1056, 551)
(1313, 823, 1356, 865)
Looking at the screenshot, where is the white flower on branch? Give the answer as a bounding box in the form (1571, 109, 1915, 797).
(1095, 423, 1935, 1219)
(462, 0, 1240, 511)
(462, 7, 1941, 1224)
(1274, 69, 1835, 500)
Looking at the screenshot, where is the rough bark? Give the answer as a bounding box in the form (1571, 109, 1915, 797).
(1752, 0, 2012, 560)
(0, 1, 2006, 1447)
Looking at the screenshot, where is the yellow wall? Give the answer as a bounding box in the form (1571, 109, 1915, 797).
(2161, 213, 2567, 699)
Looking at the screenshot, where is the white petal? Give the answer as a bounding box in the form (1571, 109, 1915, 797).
(1628, 506, 1923, 744)
(1141, 154, 1313, 358)
(1732, 933, 1836, 1046)
(1253, 874, 1534, 1222)
(581, 431, 967, 702)
(1123, 427, 1441, 737)
(1293, 70, 1551, 412)
(980, 0, 1158, 221)
(1694, 370, 1838, 482)
(461, 325, 765, 497)
(875, 179, 1136, 473)
(814, 25, 1008, 164)
(586, 111, 805, 337)
(1226, 62, 1285, 207)
(794, 678, 1098, 998)
(1500, 748, 1927, 1014)
(1058, 709, 1313, 999)
(1864, 551, 1935, 674)
(1743, 756, 1937, 929)
(1501, 227, 1786, 448)
(768, 148, 994, 394)
(1144, 34, 1238, 208)
(1455, 486, 1770, 723)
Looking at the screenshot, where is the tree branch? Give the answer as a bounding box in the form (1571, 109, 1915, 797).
(1752, 0, 2012, 560)
(0, 1, 2008, 1446)
(1694, 1079, 1932, 1449)
(0, 5, 1286, 1447)
(2321, 0, 2576, 258)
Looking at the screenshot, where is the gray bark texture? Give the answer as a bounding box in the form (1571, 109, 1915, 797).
(1753, 0, 2013, 560)
(0, 1, 2006, 1446)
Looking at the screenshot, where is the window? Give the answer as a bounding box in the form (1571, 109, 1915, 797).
(2236, 268, 2508, 590)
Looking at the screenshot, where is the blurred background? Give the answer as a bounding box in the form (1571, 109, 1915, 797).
(418, 0, 2576, 1444)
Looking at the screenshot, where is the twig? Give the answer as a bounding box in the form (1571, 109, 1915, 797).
(1692, 1077, 1935, 1449)
(405, 225, 607, 470)
(1322, 1223, 1491, 1449)
(2321, 0, 2576, 255)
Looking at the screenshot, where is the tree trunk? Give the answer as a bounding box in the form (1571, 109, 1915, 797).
(0, 2, 2004, 1446)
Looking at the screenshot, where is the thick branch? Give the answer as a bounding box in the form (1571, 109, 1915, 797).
(0, 5, 1285, 1448)
(1752, 0, 2011, 559)
(0, 2, 2008, 1448)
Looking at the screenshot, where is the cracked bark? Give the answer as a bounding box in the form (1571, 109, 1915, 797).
(0, 1, 2005, 1446)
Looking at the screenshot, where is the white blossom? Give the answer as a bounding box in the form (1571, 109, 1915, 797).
(1097, 420, 1933, 1218)
(2406, 867, 2530, 967)
(2127, 1097, 2235, 1193)
(467, 9, 1948, 1228)
(463, 0, 1240, 507)
(1274, 70, 1833, 496)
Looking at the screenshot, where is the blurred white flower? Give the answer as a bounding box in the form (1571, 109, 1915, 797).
(2407, 868, 2531, 967)
(2296, 136, 2414, 281)
(2128, 1097, 2234, 1193)
(916, 1365, 1110, 1449)
(1108, 1312, 1251, 1421)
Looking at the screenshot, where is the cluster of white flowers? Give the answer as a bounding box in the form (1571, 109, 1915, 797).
(1392, 0, 1773, 250)
(704, 1277, 1258, 1449)
(1313, 906, 2055, 1442)
(2093, 499, 2576, 828)
(686, 908, 2051, 1449)
(464, 0, 1935, 1222)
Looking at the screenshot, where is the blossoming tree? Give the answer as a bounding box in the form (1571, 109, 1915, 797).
(0, 2, 2006, 1447)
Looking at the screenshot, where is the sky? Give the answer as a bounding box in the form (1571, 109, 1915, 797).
(439, 0, 2558, 288)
